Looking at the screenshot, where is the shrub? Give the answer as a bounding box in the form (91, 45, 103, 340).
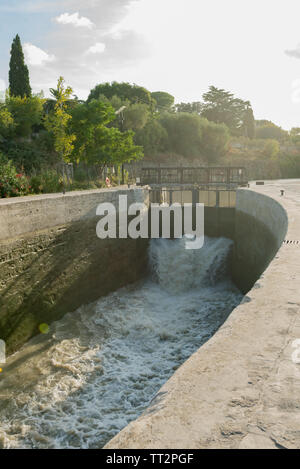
(29, 170, 62, 194)
(263, 139, 280, 159)
(7, 95, 44, 138)
(159, 113, 229, 162)
(0, 105, 15, 139)
(0, 153, 31, 198)
(74, 167, 88, 183)
(0, 139, 59, 174)
(135, 119, 168, 155)
(280, 154, 300, 178)
(71, 180, 99, 190)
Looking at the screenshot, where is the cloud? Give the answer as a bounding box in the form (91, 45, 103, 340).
(86, 43, 106, 54)
(0, 79, 6, 91)
(285, 45, 300, 59)
(0, 79, 6, 101)
(24, 43, 55, 66)
(18, 0, 150, 97)
(55, 12, 94, 29)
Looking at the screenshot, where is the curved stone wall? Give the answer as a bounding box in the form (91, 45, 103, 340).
(233, 188, 288, 293)
(106, 183, 300, 450)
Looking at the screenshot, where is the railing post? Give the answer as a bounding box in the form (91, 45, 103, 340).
(226, 168, 230, 185)
(192, 189, 199, 206)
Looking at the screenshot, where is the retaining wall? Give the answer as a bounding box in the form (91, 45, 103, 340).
(0, 188, 149, 354)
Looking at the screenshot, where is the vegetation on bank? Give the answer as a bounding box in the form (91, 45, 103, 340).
(1, 34, 300, 198)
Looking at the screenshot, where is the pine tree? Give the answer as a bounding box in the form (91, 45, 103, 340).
(9, 34, 31, 98)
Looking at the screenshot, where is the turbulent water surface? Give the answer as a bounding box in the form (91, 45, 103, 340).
(0, 237, 242, 449)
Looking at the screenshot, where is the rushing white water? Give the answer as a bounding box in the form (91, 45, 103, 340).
(0, 237, 242, 449)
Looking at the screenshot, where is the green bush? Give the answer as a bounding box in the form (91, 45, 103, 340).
(0, 153, 31, 198)
(280, 154, 300, 178)
(71, 180, 99, 190)
(29, 170, 62, 194)
(159, 113, 229, 162)
(263, 139, 280, 159)
(74, 167, 88, 183)
(135, 119, 168, 155)
(1, 139, 58, 174)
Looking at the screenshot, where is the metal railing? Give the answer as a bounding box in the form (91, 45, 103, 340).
(137, 166, 248, 187)
(149, 187, 237, 208)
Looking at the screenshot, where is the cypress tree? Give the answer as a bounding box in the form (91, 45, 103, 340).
(9, 34, 31, 98)
(243, 106, 256, 139)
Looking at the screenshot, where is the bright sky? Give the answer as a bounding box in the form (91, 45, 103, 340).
(1, 0, 300, 129)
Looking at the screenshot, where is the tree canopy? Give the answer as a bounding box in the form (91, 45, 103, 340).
(159, 112, 229, 161)
(0, 105, 15, 140)
(201, 86, 254, 137)
(7, 95, 44, 138)
(151, 91, 175, 111)
(135, 118, 168, 155)
(44, 77, 76, 162)
(175, 102, 203, 115)
(255, 120, 288, 141)
(87, 81, 155, 108)
(70, 99, 143, 167)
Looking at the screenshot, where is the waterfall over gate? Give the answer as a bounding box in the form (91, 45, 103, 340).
(0, 238, 242, 449)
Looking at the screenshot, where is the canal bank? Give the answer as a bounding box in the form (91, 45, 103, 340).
(0, 187, 236, 354)
(0, 188, 149, 354)
(106, 180, 300, 449)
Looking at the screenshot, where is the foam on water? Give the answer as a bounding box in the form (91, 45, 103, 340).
(0, 237, 242, 449)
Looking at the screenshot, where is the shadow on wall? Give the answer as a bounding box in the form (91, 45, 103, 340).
(0, 213, 148, 355)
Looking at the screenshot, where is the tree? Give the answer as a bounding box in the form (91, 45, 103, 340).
(159, 112, 229, 162)
(290, 127, 300, 144)
(97, 128, 144, 167)
(9, 34, 31, 98)
(175, 102, 203, 114)
(199, 119, 230, 162)
(122, 103, 149, 131)
(256, 120, 287, 142)
(201, 86, 253, 136)
(151, 91, 175, 111)
(7, 95, 43, 138)
(44, 77, 76, 162)
(91, 94, 150, 132)
(0, 105, 15, 139)
(69, 99, 143, 168)
(263, 139, 280, 159)
(243, 106, 255, 139)
(159, 113, 204, 158)
(135, 118, 168, 155)
(87, 82, 155, 108)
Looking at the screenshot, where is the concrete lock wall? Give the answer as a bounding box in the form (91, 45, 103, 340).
(1, 184, 296, 449)
(0, 188, 149, 354)
(233, 189, 288, 293)
(0, 186, 286, 356)
(0, 187, 235, 355)
(105, 185, 299, 450)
